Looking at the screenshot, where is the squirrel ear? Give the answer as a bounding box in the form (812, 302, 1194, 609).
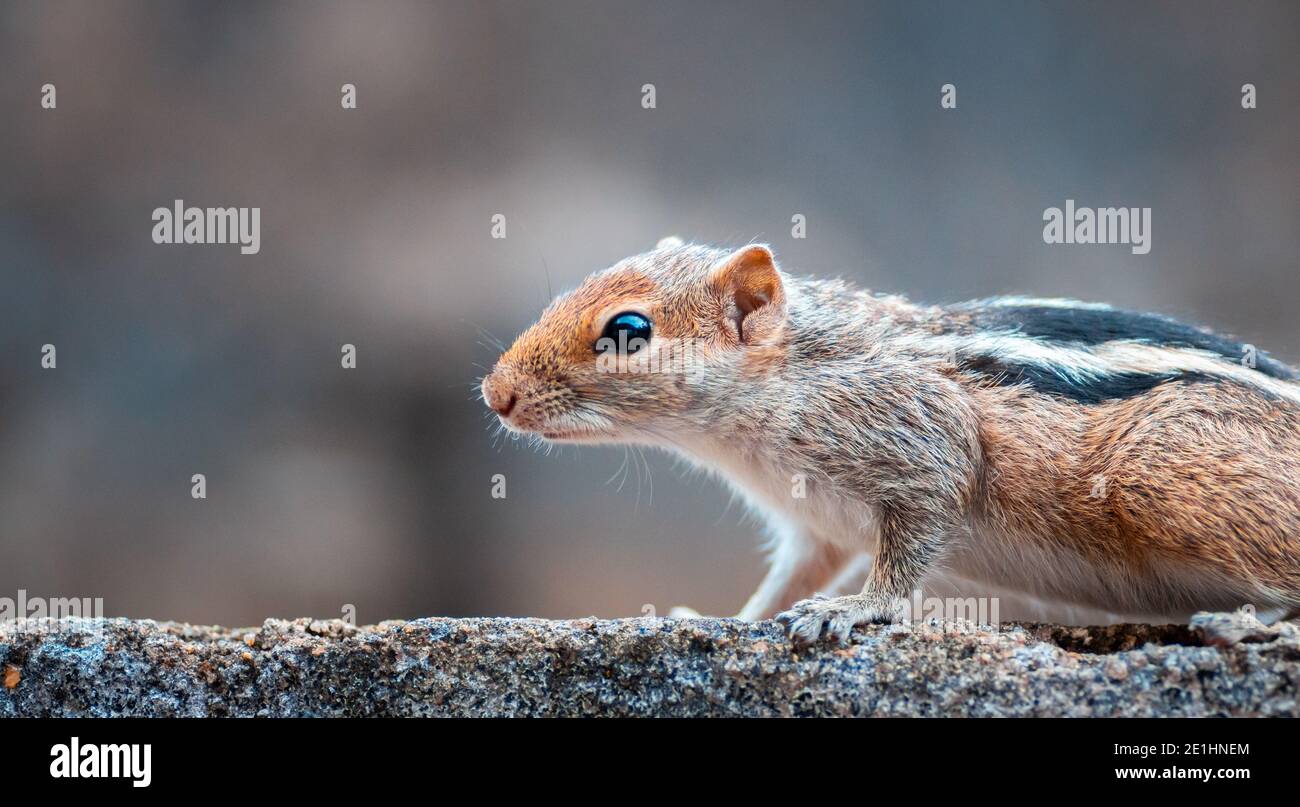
(656, 235, 684, 249)
(709, 245, 786, 345)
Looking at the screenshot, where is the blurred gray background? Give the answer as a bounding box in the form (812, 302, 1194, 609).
(2, 0, 1297, 626)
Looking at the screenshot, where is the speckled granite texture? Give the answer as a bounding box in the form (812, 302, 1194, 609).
(2, 611, 1296, 716)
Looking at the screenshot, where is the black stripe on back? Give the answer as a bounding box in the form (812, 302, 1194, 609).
(957, 353, 1217, 405)
(965, 304, 1298, 381)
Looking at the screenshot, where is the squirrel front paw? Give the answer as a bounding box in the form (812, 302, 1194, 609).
(776, 593, 900, 644)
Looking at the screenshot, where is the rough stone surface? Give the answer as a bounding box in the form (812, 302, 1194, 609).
(2, 611, 1297, 716)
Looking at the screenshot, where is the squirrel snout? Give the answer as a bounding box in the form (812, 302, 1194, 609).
(482, 373, 518, 417)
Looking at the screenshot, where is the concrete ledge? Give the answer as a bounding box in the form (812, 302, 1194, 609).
(2, 612, 1297, 716)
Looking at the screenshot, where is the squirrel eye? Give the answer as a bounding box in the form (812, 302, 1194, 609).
(597, 311, 652, 355)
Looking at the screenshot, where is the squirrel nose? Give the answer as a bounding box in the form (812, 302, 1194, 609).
(482, 373, 518, 417)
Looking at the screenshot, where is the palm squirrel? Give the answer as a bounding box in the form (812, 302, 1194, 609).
(482, 239, 1300, 641)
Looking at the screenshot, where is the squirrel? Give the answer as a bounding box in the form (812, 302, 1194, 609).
(482, 238, 1300, 641)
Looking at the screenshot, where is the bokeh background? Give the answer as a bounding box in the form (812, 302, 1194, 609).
(2, 1, 1297, 626)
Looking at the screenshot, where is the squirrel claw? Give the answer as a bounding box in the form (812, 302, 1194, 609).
(776, 593, 897, 644)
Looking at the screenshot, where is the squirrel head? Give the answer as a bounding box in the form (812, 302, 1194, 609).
(482, 241, 788, 443)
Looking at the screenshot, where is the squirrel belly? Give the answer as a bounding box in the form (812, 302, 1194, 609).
(484, 241, 1300, 639)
